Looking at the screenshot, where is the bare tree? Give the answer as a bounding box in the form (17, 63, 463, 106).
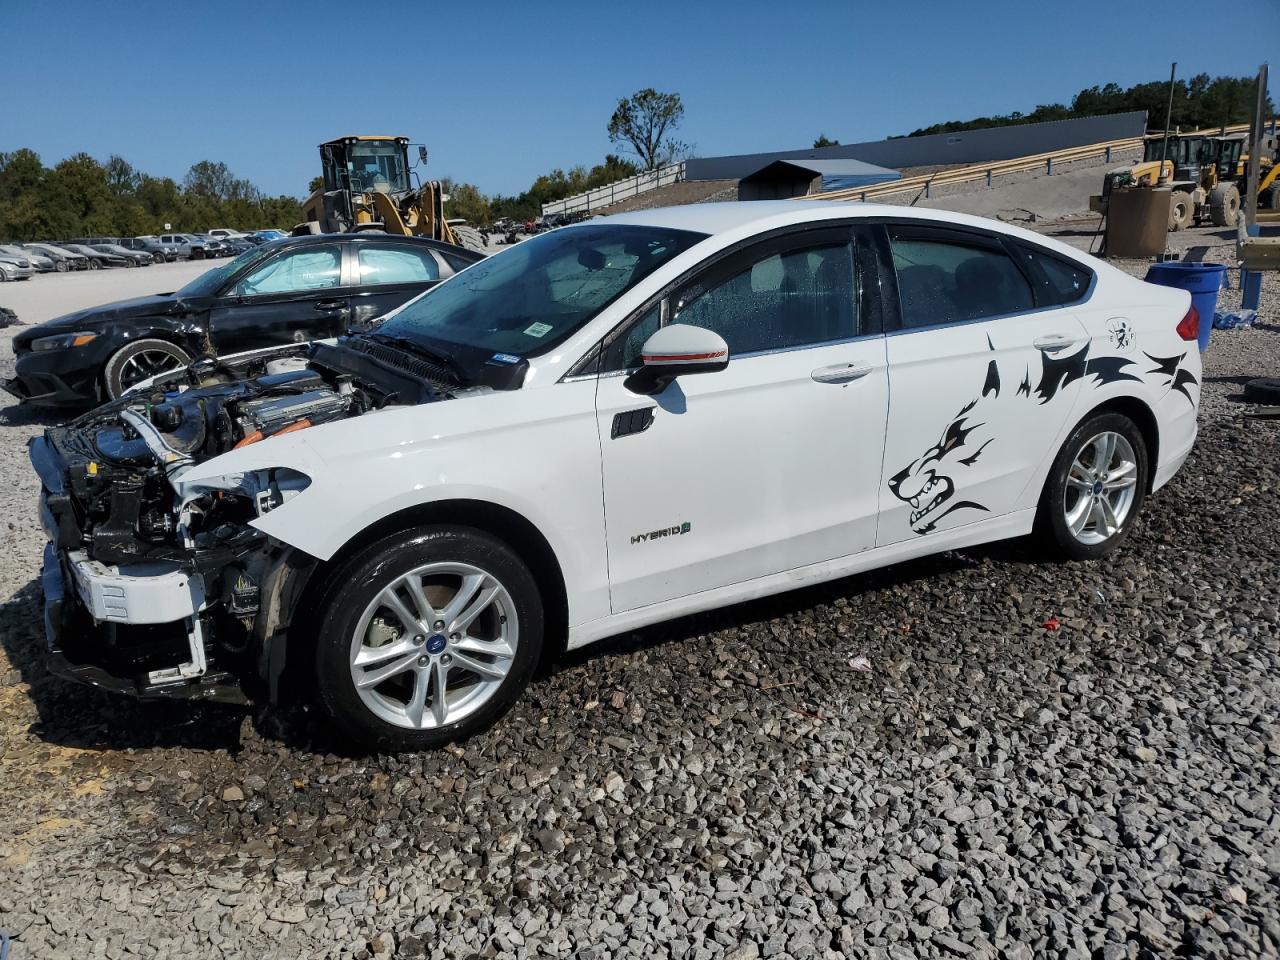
(608, 89, 688, 170)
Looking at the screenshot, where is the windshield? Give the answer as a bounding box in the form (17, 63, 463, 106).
(177, 242, 281, 298)
(375, 224, 705, 357)
(349, 141, 409, 193)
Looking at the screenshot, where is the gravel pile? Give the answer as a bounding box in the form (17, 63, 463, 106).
(1, 234, 1277, 959)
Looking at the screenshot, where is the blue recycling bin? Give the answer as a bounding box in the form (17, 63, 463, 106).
(1144, 262, 1226, 353)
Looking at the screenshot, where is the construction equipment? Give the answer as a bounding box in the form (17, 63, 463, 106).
(1091, 130, 1279, 231)
(294, 136, 485, 251)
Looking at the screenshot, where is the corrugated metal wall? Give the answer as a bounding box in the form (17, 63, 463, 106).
(685, 111, 1149, 181)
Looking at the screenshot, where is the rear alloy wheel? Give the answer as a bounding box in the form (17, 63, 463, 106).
(103, 339, 192, 398)
(55, 260, 68, 273)
(314, 526, 543, 751)
(88, 259, 100, 269)
(153, 253, 165, 265)
(1037, 413, 1147, 561)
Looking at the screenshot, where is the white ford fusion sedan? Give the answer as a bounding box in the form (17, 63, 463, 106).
(31, 201, 1201, 750)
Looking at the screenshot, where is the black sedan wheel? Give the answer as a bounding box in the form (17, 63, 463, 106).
(103, 339, 192, 399)
(88, 259, 100, 270)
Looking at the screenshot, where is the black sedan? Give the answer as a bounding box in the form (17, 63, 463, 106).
(59, 243, 130, 269)
(4, 234, 483, 406)
(89, 243, 154, 267)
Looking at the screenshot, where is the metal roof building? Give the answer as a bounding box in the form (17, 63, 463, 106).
(686, 111, 1149, 182)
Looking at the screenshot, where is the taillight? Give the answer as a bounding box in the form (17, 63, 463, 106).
(1176, 304, 1199, 341)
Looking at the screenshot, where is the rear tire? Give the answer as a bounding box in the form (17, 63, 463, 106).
(1036, 413, 1148, 562)
(1168, 191, 1194, 231)
(88, 259, 100, 270)
(312, 526, 543, 752)
(103, 339, 192, 399)
(1209, 182, 1240, 227)
(55, 260, 68, 273)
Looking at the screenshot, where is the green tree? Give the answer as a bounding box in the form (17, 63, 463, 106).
(608, 88, 688, 170)
(442, 180, 492, 225)
(813, 134, 840, 148)
(907, 73, 1272, 137)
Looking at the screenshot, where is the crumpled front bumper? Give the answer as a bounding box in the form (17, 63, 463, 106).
(33, 434, 248, 703)
(40, 543, 246, 703)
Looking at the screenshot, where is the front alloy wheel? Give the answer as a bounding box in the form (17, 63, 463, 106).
(348, 562, 519, 730)
(314, 526, 543, 751)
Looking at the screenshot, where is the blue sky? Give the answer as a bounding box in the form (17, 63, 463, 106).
(3, 0, 1276, 198)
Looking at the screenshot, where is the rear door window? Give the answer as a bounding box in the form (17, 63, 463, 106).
(355, 243, 441, 285)
(889, 228, 1034, 328)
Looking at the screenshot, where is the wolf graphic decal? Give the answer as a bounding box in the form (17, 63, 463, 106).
(888, 337, 1168, 536)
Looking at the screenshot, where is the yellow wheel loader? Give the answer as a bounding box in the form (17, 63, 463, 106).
(294, 136, 486, 252)
(1090, 131, 1279, 231)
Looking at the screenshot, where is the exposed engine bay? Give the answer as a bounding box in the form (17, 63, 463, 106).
(33, 335, 526, 703)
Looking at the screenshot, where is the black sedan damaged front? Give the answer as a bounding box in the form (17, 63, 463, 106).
(30, 335, 515, 704)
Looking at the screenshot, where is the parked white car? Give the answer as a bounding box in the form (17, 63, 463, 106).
(31, 202, 1200, 750)
(207, 228, 247, 239)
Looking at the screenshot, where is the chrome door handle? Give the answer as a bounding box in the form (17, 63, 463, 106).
(812, 362, 873, 384)
(1032, 334, 1080, 352)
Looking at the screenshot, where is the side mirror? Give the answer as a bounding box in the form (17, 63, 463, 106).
(624, 323, 729, 395)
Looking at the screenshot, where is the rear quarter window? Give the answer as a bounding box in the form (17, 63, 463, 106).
(1014, 242, 1093, 306)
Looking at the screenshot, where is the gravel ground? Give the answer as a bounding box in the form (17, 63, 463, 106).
(1, 230, 1278, 960)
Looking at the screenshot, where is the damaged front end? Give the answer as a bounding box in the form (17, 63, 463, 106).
(31, 336, 483, 703)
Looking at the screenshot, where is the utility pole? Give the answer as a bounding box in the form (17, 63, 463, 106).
(1241, 62, 1268, 313)
(1159, 62, 1177, 180)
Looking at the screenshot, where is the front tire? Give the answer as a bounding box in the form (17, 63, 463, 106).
(1036, 413, 1148, 561)
(1168, 191, 1194, 231)
(102, 338, 192, 399)
(313, 526, 543, 752)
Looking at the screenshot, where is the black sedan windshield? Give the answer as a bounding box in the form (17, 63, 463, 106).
(374, 224, 706, 356)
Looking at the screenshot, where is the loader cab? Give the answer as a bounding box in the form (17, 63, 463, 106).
(320, 136, 412, 197)
(1142, 135, 1245, 187)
